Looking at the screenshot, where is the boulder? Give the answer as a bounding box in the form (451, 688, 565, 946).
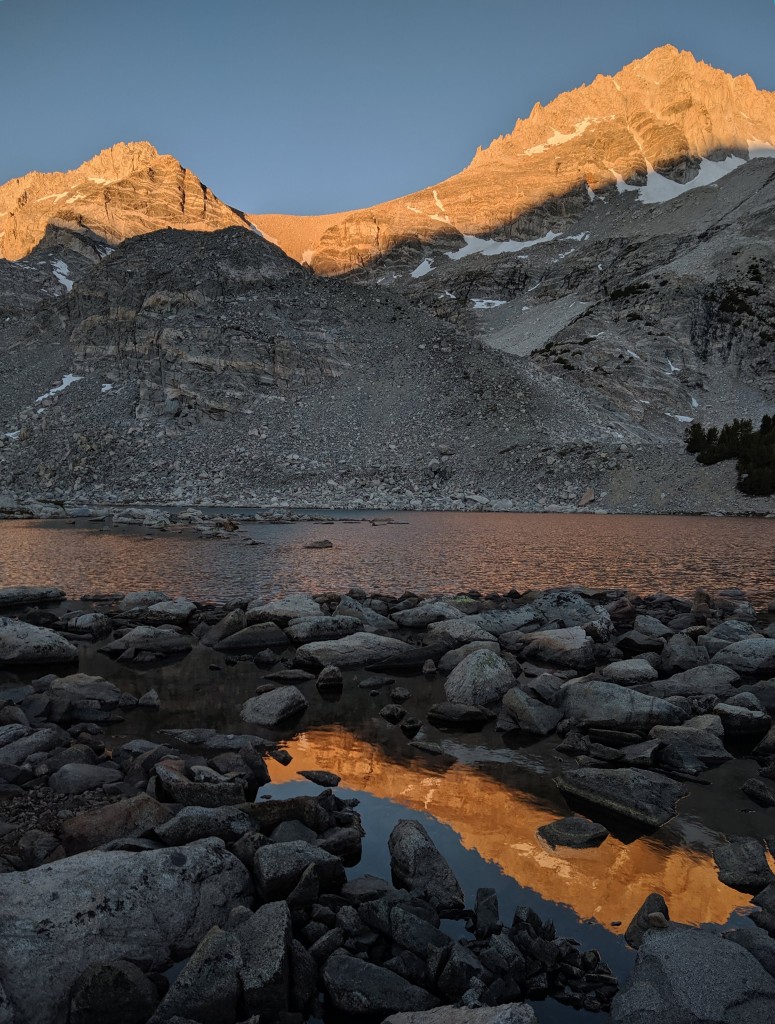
(69, 960, 160, 1024)
(388, 819, 464, 910)
(714, 840, 774, 894)
(254, 840, 345, 899)
(501, 688, 562, 735)
(0, 586, 65, 608)
(625, 892, 670, 948)
(611, 924, 775, 1023)
(101, 626, 192, 657)
(154, 761, 245, 807)
(428, 620, 499, 646)
(427, 701, 493, 727)
(556, 767, 687, 828)
(601, 660, 659, 685)
(234, 901, 292, 1016)
(713, 638, 775, 678)
(286, 615, 363, 643)
(724, 928, 775, 980)
(246, 593, 323, 626)
(0, 727, 63, 765)
(322, 950, 438, 1016)
(48, 763, 123, 795)
(240, 686, 308, 727)
(117, 591, 169, 611)
(0, 839, 252, 1024)
(154, 806, 254, 846)
(143, 599, 197, 626)
(334, 595, 397, 631)
(148, 925, 241, 1023)
(460, 608, 539, 637)
(437, 640, 500, 673)
(715, 701, 771, 738)
(523, 627, 595, 672)
(214, 622, 288, 650)
(538, 815, 609, 849)
(661, 634, 708, 674)
(561, 681, 683, 732)
(637, 665, 739, 699)
(649, 724, 731, 768)
(392, 601, 465, 628)
(444, 650, 515, 705)
(61, 794, 173, 854)
(295, 633, 416, 669)
(385, 1005, 537, 1024)
(0, 617, 78, 665)
(200, 608, 247, 647)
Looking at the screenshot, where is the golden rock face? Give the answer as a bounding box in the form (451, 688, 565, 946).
(0, 141, 248, 261)
(270, 725, 748, 934)
(251, 45, 775, 274)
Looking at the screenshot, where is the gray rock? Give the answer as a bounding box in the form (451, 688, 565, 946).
(625, 892, 670, 949)
(392, 600, 465, 628)
(49, 763, 123, 794)
(556, 767, 687, 828)
(601, 659, 659, 685)
(149, 925, 241, 1023)
(650, 724, 731, 767)
(101, 626, 192, 657)
(144, 599, 197, 627)
(154, 806, 254, 846)
(254, 840, 345, 899)
(138, 688, 160, 709)
(322, 950, 439, 1015)
(214, 622, 288, 651)
(334, 594, 398, 631)
(748, 680, 775, 714)
(444, 649, 515, 705)
(611, 924, 775, 1023)
(0, 617, 78, 665)
(298, 770, 341, 788)
(295, 633, 415, 669)
(0, 838, 251, 1024)
(69, 960, 159, 1024)
(742, 778, 775, 807)
(0, 586, 65, 609)
(437, 640, 501, 673)
(285, 615, 363, 643)
(538, 815, 609, 849)
(61, 794, 173, 854)
(154, 761, 245, 806)
(427, 701, 493, 727)
(461, 608, 539, 637)
(661, 634, 709, 674)
(240, 685, 308, 726)
(633, 614, 674, 639)
(118, 591, 169, 611)
(724, 928, 775, 980)
(428, 620, 499, 646)
(501, 687, 562, 735)
(200, 608, 247, 647)
(234, 901, 292, 1017)
(637, 665, 739, 699)
(385, 1004, 537, 1024)
(561, 680, 683, 732)
(713, 638, 775, 678)
(523, 627, 595, 672)
(715, 701, 771, 738)
(246, 592, 323, 626)
(0, 727, 63, 766)
(714, 840, 774, 894)
(388, 819, 464, 910)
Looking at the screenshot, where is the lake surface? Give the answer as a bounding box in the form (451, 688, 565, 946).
(1, 511, 775, 604)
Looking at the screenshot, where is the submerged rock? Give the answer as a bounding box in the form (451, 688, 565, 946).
(538, 815, 609, 849)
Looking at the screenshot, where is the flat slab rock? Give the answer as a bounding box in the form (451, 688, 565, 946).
(241, 685, 308, 726)
(0, 586, 65, 608)
(556, 767, 687, 829)
(0, 617, 78, 665)
(323, 949, 439, 1015)
(0, 838, 252, 1024)
(385, 1004, 538, 1023)
(611, 924, 775, 1024)
(295, 633, 416, 669)
(538, 815, 610, 849)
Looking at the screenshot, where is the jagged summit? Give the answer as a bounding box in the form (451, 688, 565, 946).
(0, 140, 247, 261)
(252, 44, 775, 273)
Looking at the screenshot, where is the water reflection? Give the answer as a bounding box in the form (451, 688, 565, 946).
(1, 512, 775, 603)
(268, 727, 748, 934)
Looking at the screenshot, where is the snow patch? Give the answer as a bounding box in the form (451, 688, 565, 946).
(432, 189, 446, 213)
(666, 358, 681, 374)
(565, 232, 590, 241)
(51, 260, 73, 291)
(638, 157, 746, 204)
(410, 258, 434, 279)
(471, 298, 507, 309)
(691, 396, 699, 409)
(301, 249, 314, 265)
(525, 119, 592, 156)
(626, 350, 641, 361)
(446, 231, 561, 261)
(101, 383, 114, 394)
(666, 413, 694, 423)
(35, 374, 83, 404)
(4, 431, 20, 440)
(36, 192, 68, 203)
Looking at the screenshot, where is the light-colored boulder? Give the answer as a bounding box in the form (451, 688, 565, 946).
(246, 592, 323, 626)
(0, 617, 78, 665)
(295, 633, 415, 669)
(444, 649, 515, 705)
(240, 686, 308, 726)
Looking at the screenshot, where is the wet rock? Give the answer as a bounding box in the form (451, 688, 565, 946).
(0, 617, 78, 665)
(625, 892, 670, 949)
(0, 586, 65, 609)
(154, 760, 245, 806)
(388, 819, 464, 910)
(316, 665, 343, 691)
(214, 622, 288, 651)
(61, 793, 173, 854)
(428, 701, 493, 727)
(254, 839, 345, 899)
(69, 960, 160, 1024)
(611, 923, 775, 1023)
(474, 887, 500, 939)
(286, 615, 363, 643)
(149, 925, 241, 1023)
(240, 685, 308, 727)
(556, 767, 687, 828)
(384, 1006, 537, 1024)
(714, 839, 774, 894)
(715, 699, 771, 738)
(444, 649, 515, 705)
(144, 599, 197, 627)
(523, 627, 595, 672)
(200, 607, 246, 647)
(538, 815, 609, 849)
(49, 762, 123, 794)
(298, 770, 341, 788)
(118, 591, 169, 611)
(296, 633, 416, 669)
(742, 778, 775, 807)
(246, 592, 324, 626)
(650, 724, 731, 768)
(0, 839, 251, 1024)
(637, 665, 739, 699)
(501, 687, 562, 735)
(380, 703, 407, 724)
(561, 681, 683, 732)
(138, 689, 160, 709)
(713, 638, 775, 678)
(322, 949, 439, 1015)
(102, 626, 192, 657)
(0, 727, 64, 765)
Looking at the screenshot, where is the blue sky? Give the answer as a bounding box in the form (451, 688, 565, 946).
(2, 0, 774, 214)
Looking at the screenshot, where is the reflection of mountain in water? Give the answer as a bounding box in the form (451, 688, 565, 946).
(271, 726, 746, 933)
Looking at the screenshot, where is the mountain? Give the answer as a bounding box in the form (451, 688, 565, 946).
(1, 45, 774, 514)
(0, 141, 249, 261)
(251, 45, 775, 275)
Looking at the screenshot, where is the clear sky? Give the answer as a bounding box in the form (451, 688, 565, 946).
(2, 0, 774, 215)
